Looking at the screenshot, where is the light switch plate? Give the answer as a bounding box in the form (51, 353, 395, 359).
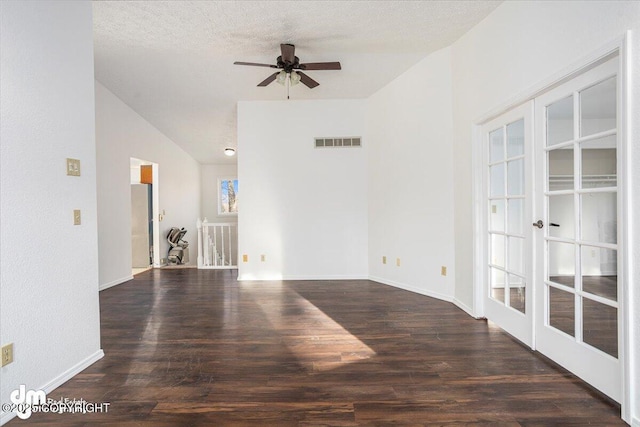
(441, 266, 447, 276)
(66, 158, 81, 176)
(73, 209, 81, 225)
(382, 256, 386, 264)
(242, 254, 248, 263)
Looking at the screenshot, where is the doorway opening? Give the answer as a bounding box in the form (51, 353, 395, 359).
(130, 158, 160, 275)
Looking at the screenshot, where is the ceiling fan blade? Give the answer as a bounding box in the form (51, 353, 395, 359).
(234, 61, 278, 68)
(280, 44, 295, 64)
(297, 71, 319, 89)
(257, 72, 279, 87)
(299, 62, 341, 71)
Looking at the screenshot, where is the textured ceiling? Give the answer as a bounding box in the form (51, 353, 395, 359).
(93, 1, 502, 164)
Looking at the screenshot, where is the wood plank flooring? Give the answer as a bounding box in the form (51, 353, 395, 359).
(15, 269, 623, 426)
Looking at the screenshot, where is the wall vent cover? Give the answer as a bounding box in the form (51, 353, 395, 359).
(315, 137, 362, 148)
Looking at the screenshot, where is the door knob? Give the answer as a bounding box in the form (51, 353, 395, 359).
(533, 220, 544, 229)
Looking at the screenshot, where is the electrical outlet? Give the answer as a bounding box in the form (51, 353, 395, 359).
(396, 258, 401, 267)
(242, 254, 248, 263)
(2, 343, 14, 367)
(382, 256, 386, 264)
(66, 158, 81, 176)
(73, 209, 81, 225)
(260, 254, 266, 262)
(441, 266, 447, 276)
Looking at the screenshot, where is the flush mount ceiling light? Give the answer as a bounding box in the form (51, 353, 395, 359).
(224, 147, 236, 157)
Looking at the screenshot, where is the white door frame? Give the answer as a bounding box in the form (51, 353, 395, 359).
(471, 35, 630, 423)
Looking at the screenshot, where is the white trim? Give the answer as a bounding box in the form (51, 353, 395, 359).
(0, 350, 104, 426)
(368, 276, 480, 318)
(151, 163, 160, 267)
(618, 31, 632, 425)
(631, 417, 640, 427)
(453, 298, 481, 319)
(472, 124, 485, 318)
(368, 276, 453, 302)
(282, 275, 369, 281)
(237, 275, 369, 281)
(99, 275, 133, 291)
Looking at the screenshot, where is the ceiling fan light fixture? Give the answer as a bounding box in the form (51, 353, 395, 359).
(290, 71, 301, 86)
(234, 44, 340, 89)
(224, 147, 236, 157)
(276, 70, 287, 85)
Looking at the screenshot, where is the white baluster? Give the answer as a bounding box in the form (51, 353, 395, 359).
(212, 225, 217, 266)
(208, 235, 214, 265)
(233, 224, 237, 266)
(202, 218, 209, 266)
(221, 225, 226, 266)
(196, 218, 203, 268)
(228, 225, 232, 267)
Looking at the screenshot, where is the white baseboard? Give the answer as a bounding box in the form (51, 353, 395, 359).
(453, 298, 481, 319)
(99, 275, 133, 291)
(1, 406, 16, 425)
(237, 275, 369, 281)
(632, 416, 639, 427)
(368, 276, 454, 303)
(368, 276, 484, 320)
(282, 275, 369, 281)
(0, 349, 104, 426)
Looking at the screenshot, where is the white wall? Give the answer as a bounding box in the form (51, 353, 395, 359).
(0, 2, 102, 424)
(449, 1, 640, 422)
(201, 164, 238, 223)
(365, 47, 455, 302)
(96, 82, 201, 288)
(237, 100, 368, 280)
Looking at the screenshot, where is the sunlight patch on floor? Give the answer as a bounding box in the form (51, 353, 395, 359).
(254, 288, 376, 371)
(124, 286, 167, 385)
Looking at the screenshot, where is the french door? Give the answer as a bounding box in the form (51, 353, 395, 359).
(482, 102, 534, 347)
(482, 55, 622, 402)
(534, 56, 620, 401)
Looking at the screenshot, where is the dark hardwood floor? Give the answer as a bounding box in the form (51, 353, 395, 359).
(15, 269, 623, 426)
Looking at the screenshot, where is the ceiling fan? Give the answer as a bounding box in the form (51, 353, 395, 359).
(234, 43, 341, 89)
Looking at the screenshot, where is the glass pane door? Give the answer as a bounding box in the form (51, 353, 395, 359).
(534, 56, 621, 402)
(483, 102, 533, 347)
(489, 120, 526, 313)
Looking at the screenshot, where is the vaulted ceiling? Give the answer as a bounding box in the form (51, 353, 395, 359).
(93, 1, 502, 164)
